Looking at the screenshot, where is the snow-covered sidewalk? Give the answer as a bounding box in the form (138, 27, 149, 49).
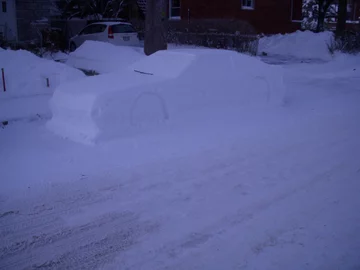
(1, 51, 360, 269)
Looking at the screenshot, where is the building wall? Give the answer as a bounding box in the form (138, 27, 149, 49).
(16, 0, 53, 42)
(352, 0, 360, 21)
(169, 0, 302, 34)
(0, 0, 18, 42)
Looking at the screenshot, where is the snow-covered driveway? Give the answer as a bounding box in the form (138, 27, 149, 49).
(1, 56, 360, 269)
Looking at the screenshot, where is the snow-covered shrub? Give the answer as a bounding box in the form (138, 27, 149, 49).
(258, 31, 334, 60)
(328, 31, 360, 54)
(302, 0, 338, 31)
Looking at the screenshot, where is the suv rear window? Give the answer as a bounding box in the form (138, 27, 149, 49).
(80, 24, 106, 35)
(111, 24, 136, 33)
(95, 24, 107, 33)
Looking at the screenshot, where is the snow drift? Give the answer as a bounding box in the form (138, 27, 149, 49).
(0, 49, 85, 97)
(258, 30, 334, 60)
(0, 49, 85, 121)
(66, 41, 144, 74)
(47, 49, 286, 144)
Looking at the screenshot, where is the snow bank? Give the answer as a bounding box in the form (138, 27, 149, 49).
(0, 49, 85, 97)
(66, 41, 144, 74)
(47, 49, 286, 144)
(43, 51, 69, 62)
(0, 49, 85, 121)
(258, 30, 334, 60)
(130, 50, 196, 79)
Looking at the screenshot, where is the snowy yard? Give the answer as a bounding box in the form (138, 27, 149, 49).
(1, 36, 360, 269)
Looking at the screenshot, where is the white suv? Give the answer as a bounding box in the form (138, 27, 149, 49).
(69, 22, 141, 52)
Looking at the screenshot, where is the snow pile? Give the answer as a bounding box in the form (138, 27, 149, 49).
(258, 30, 334, 60)
(43, 51, 69, 62)
(47, 49, 286, 144)
(0, 49, 85, 121)
(0, 49, 85, 97)
(130, 50, 196, 79)
(66, 41, 144, 74)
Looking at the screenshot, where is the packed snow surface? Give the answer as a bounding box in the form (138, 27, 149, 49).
(258, 30, 334, 60)
(66, 41, 144, 74)
(0, 49, 85, 121)
(1, 47, 360, 270)
(47, 49, 286, 144)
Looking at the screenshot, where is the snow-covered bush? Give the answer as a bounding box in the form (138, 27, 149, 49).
(328, 31, 360, 54)
(258, 31, 334, 60)
(302, 0, 338, 31)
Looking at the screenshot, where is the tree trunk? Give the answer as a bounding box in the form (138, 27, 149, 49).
(316, 9, 326, 32)
(336, 0, 347, 37)
(144, 0, 167, 56)
(316, 0, 335, 32)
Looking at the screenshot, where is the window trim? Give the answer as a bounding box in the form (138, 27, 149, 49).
(242, 0, 255, 10)
(169, 0, 181, 20)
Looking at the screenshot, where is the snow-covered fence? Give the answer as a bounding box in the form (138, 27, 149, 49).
(0, 24, 6, 43)
(131, 19, 259, 55)
(169, 20, 259, 55)
(49, 19, 87, 50)
(169, 32, 259, 55)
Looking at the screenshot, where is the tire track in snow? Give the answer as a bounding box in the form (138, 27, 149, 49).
(106, 128, 359, 269)
(0, 210, 159, 270)
(0, 182, 122, 244)
(1, 106, 359, 269)
(0, 177, 158, 270)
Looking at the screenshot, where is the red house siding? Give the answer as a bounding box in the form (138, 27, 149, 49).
(168, 0, 302, 34)
(352, 0, 360, 21)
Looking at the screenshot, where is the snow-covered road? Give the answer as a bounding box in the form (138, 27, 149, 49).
(1, 57, 360, 269)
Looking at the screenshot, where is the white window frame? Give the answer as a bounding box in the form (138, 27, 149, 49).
(169, 0, 181, 20)
(242, 0, 255, 10)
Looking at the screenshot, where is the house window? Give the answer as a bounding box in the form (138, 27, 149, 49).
(169, 0, 180, 19)
(2, 1, 6, 13)
(242, 0, 254, 10)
